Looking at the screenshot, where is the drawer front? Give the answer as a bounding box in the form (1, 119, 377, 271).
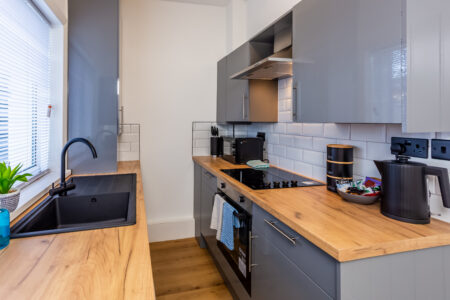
(253, 204, 337, 298)
(202, 169, 217, 190)
(252, 233, 332, 300)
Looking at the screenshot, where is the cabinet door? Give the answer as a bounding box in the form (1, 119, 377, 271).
(68, 0, 119, 173)
(194, 164, 204, 247)
(217, 57, 228, 123)
(252, 233, 332, 300)
(406, 0, 450, 132)
(200, 170, 217, 249)
(227, 43, 250, 122)
(292, 0, 403, 124)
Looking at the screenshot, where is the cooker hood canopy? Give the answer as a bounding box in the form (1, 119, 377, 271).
(230, 47, 293, 80)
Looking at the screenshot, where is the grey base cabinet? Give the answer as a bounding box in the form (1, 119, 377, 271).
(252, 204, 450, 300)
(193, 163, 217, 249)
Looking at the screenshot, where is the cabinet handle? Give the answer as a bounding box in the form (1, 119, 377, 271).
(242, 94, 245, 120)
(292, 82, 298, 122)
(249, 232, 258, 272)
(264, 219, 297, 245)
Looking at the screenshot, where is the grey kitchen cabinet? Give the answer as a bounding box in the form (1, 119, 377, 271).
(222, 42, 278, 123)
(68, 0, 119, 173)
(193, 163, 205, 247)
(292, 0, 404, 124)
(252, 233, 332, 300)
(200, 168, 217, 250)
(405, 0, 450, 132)
(252, 203, 450, 300)
(217, 57, 228, 123)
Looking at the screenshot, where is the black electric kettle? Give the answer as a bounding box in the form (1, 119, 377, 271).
(374, 153, 450, 224)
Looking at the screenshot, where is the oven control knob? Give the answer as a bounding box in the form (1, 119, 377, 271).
(220, 182, 226, 189)
(282, 181, 290, 188)
(291, 180, 298, 187)
(239, 196, 245, 203)
(264, 182, 271, 189)
(273, 182, 280, 188)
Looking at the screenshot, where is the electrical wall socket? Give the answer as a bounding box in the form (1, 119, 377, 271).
(431, 139, 450, 161)
(391, 137, 428, 158)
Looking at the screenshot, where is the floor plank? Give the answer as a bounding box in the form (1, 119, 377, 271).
(150, 238, 233, 300)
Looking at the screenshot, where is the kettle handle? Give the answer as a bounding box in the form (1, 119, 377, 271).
(425, 166, 450, 208)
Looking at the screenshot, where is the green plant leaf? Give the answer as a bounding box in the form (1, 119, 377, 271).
(10, 164, 22, 180)
(14, 174, 31, 183)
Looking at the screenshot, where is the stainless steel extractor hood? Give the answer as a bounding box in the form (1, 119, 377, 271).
(230, 48, 293, 80)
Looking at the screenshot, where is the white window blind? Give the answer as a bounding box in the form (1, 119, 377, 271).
(0, 0, 51, 176)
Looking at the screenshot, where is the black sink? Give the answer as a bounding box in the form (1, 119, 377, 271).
(11, 174, 136, 238)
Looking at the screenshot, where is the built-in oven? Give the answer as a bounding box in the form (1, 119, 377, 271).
(217, 180, 253, 296)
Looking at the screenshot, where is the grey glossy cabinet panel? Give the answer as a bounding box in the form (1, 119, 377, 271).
(252, 232, 332, 300)
(292, 0, 404, 124)
(226, 44, 250, 122)
(405, 0, 450, 132)
(194, 163, 204, 247)
(68, 0, 118, 173)
(217, 57, 227, 123)
(200, 169, 217, 250)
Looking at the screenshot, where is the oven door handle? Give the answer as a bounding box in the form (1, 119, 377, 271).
(249, 232, 258, 272)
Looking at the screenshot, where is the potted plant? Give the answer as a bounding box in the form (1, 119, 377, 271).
(0, 163, 31, 212)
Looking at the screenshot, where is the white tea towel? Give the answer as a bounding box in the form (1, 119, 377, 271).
(210, 193, 225, 240)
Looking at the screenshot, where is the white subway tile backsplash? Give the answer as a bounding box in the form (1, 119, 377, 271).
(294, 161, 313, 177)
(312, 166, 326, 182)
(120, 133, 139, 143)
(286, 123, 302, 135)
(268, 155, 279, 166)
(324, 124, 351, 140)
(436, 132, 450, 139)
(273, 123, 287, 134)
(337, 139, 367, 159)
(193, 147, 210, 156)
(303, 123, 324, 137)
(279, 134, 295, 146)
(312, 137, 337, 153)
(351, 124, 386, 142)
(193, 131, 210, 139)
(279, 157, 294, 170)
(273, 145, 286, 157)
(386, 124, 436, 141)
(118, 142, 131, 152)
(294, 136, 313, 150)
(366, 142, 391, 160)
(353, 158, 380, 178)
(279, 111, 293, 122)
(303, 150, 324, 166)
(286, 147, 302, 161)
(267, 133, 280, 144)
(195, 139, 210, 148)
(118, 124, 141, 161)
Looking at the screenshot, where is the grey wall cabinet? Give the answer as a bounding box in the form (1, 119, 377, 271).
(219, 42, 278, 123)
(217, 57, 228, 123)
(68, 0, 119, 173)
(292, 0, 404, 124)
(405, 0, 450, 132)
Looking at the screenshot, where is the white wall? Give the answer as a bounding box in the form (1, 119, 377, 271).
(120, 0, 227, 241)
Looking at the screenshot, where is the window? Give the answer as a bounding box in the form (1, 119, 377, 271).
(0, 0, 52, 176)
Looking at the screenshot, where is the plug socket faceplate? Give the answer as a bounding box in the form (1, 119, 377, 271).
(431, 139, 450, 161)
(391, 137, 428, 159)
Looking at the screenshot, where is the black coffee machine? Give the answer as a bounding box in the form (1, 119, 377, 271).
(374, 139, 450, 224)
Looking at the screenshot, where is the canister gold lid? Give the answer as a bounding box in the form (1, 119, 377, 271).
(327, 144, 353, 149)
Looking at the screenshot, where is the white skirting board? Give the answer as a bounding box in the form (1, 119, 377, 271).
(147, 217, 195, 242)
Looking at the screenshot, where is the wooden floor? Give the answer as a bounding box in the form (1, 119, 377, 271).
(150, 238, 233, 300)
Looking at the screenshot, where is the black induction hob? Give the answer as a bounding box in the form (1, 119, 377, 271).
(221, 168, 324, 190)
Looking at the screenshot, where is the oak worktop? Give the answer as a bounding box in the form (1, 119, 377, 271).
(0, 161, 155, 300)
(193, 156, 450, 262)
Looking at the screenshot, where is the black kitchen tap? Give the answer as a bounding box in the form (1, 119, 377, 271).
(49, 138, 98, 196)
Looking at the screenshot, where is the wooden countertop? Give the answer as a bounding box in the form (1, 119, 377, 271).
(193, 156, 450, 262)
(0, 161, 155, 300)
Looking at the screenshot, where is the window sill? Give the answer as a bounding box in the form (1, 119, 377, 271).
(10, 170, 71, 221)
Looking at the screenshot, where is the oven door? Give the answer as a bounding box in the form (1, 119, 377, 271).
(217, 192, 252, 295)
